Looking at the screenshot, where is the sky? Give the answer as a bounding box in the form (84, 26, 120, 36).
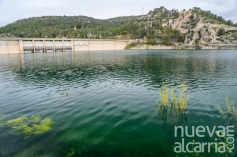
(0, 0, 237, 27)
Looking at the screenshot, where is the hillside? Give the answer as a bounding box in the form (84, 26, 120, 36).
(0, 6, 237, 46)
(136, 7, 237, 46)
(0, 15, 138, 38)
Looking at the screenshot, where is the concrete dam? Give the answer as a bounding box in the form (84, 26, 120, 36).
(0, 38, 130, 54)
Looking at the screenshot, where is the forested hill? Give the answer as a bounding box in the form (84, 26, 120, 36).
(0, 15, 139, 38)
(0, 6, 237, 46)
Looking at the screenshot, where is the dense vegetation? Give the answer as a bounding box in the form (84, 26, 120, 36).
(0, 15, 139, 38)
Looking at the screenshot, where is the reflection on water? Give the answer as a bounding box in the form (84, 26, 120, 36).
(0, 50, 237, 157)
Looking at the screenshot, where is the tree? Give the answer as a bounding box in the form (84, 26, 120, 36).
(225, 20, 233, 26)
(146, 33, 155, 40)
(146, 33, 157, 44)
(193, 7, 201, 11)
(152, 22, 162, 29)
(162, 36, 171, 45)
(217, 28, 225, 36)
(173, 30, 181, 41)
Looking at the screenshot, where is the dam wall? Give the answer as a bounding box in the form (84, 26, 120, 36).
(0, 40, 21, 54)
(0, 38, 130, 54)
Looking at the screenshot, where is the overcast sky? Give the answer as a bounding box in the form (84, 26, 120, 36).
(0, 0, 236, 27)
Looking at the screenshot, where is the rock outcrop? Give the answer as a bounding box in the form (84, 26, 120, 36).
(136, 7, 237, 47)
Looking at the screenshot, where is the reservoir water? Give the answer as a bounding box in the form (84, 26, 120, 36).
(0, 50, 236, 157)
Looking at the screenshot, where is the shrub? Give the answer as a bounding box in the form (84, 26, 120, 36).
(124, 42, 138, 49)
(120, 31, 129, 35)
(146, 33, 158, 45)
(147, 40, 158, 45)
(178, 36, 184, 42)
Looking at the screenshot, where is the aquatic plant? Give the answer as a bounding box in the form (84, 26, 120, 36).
(217, 93, 237, 122)
(156, 82, 189, 114)
(159, 83, 169, 107)
(156, 82, 189, 124)
(61, 89, 69, 96)
(176, 83, 189, 113)
(64, 148, 75, 157)
(0, 115, 8, 125)
(0, 115, 54, 139)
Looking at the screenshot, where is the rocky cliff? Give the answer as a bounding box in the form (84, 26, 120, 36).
(134, 7, 237, 46)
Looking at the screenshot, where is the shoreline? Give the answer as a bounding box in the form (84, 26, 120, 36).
(129, 44, 237, 50)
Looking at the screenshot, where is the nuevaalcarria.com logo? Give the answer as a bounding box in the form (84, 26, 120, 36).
(174, 126, 235, 153)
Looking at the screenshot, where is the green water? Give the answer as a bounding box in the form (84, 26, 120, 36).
(0, 50, 236, 157)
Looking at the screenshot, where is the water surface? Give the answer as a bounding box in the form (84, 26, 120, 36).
(0, 50, 237, 157)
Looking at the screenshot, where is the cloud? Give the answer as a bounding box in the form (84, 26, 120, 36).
(0, 0, 236, 27)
